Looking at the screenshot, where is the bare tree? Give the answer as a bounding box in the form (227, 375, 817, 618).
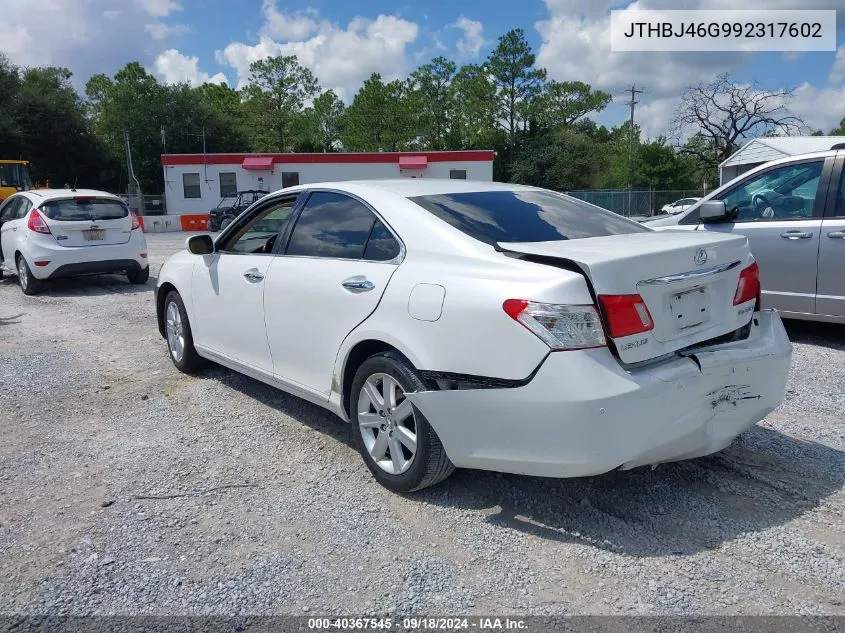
(672, 73, 806, 170)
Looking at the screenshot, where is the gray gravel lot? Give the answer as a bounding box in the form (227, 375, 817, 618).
(0, 232, 843, 616)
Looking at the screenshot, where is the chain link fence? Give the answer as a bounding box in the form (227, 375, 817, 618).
(567, 188, 712, 218)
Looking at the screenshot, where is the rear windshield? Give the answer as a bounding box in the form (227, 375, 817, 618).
(408, 190, 649, 245)
(40, 198, 129, 221)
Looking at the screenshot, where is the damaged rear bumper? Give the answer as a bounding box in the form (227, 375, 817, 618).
(406, 310, 792, 478)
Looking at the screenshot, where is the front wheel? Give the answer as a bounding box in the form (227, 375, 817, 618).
(17, 255, 44, 296)
(219, 216, 234, 231)
(163, 291, 204, 373)
(127, 266, 150, 284)
(350, 351, 454, 493)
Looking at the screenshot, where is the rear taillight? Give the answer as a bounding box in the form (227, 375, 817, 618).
(503, 299, 606, 350)
(733, 262, 760, 307)
(598, 294, 654, 339)
(27, 209, 51, 234)
(130, 212, 141, 230)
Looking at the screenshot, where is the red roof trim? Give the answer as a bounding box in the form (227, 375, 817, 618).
(161, 150, 494, 166)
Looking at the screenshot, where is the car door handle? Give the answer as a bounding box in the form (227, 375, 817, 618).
(342, 279, 375, 292)
(828, 231, 845, 239)
(243, 269, 264, 282)
(780, 231, 813, 240)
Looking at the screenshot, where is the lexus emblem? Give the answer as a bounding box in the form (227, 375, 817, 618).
(694, 248, 708, 266)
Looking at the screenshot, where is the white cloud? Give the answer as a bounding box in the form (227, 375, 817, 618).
(452, 17, 486, 58)
(0, 1, 173, 88)
(145, 22, 189, 40)
(790, 82, 845, 134)
(830, 46, 845, 84)
(154, 49, 228, 86)
(136, 0, 181, 17)
(216, 11, 419, 100)
(261, 0, 318, 41)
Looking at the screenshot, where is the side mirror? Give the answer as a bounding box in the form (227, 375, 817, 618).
(699, 200, 729, 223)
(187, 234, 214, 255)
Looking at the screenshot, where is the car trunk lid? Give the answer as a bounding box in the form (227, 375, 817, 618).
(40, 197, 132, 247)
(498, 231, 755, 364)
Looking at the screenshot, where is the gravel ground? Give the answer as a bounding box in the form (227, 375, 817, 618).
(0, 232, 843, 616)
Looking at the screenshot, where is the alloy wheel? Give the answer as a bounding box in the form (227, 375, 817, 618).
(165, 301, 185, 362)
(357, 373, 418, 475)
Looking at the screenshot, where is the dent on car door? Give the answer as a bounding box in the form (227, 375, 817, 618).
(189, 197, 297, 373)
(264, 191, 402, 395)
(817, 158, 845, 317)
(699, 158, 829, 315)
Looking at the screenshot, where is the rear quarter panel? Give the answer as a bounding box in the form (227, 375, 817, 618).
(335, 251, 595, 382)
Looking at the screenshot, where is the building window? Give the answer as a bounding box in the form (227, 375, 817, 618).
(449, 169, 467, 180)
(183, 173, 201, 199)
(219, 172, 237, 197)
(282, 172, 300, 188)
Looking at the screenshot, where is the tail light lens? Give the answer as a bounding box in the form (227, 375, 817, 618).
(733, 262, 760, 306)
(130, 212, 141, 230)
(27, 209, 51, 234)
(503, 299, 606, 350)
(598, 294, 654, 339)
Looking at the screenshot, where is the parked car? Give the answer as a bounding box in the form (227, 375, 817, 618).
(643, 146, 845, 324)
(155, 180, 791, 492)
(661, 197, 701, 214)
(0, 189, 149, 295)
(208, 190, 269, 232)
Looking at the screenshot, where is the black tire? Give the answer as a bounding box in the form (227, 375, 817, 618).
(162, 291, 205, 373)
(209, 219, 220, 232)
(219, 216, 235, 231)
(350, 351, 455, 493)
(127, 266, 150, 284)
(16, 255, 44, 296)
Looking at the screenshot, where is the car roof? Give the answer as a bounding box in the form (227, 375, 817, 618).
(282, 178, 535, 199)
(19, 189, 122, 203)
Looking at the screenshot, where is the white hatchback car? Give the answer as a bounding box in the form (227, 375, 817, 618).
(0, 189, 149, 295)
(156, 180, 792, 492)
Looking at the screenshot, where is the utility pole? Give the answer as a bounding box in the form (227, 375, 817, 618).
(123, 130, 142, 198)
(625, 85, 644, 215)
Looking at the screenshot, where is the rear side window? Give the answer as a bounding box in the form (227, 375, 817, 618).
(40, 198, 129, 221)
(364, 219, 401, 261)
(286, 192, 376, 259)
(409, 190, 649, 245)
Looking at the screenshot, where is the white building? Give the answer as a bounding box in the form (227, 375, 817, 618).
(161, 150, 495, 216)
(720, 136, 845, 184)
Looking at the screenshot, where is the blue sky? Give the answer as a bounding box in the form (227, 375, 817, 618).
(3, 0, 844, 137)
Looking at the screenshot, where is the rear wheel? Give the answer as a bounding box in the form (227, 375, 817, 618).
(350, 351, 454, 492)
(163, 291, 204, 373)
(16, 255, 44, 296)
(127, 266, 150, 284)
(219, 215, 235, 231)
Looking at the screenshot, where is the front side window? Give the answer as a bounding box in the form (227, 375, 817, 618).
(717, 160, 823, 222)
(219, 198, 296, 254)
(409, 189, 649, 246)
(183, 173, 201, 199)
(286, 192, 377, 259)
(0, 196, 21, 221)
(219, 172, 237, 198)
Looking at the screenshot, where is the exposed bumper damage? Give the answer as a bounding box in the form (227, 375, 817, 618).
(406, 310, 792, 478)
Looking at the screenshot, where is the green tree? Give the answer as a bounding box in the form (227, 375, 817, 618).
(450, 64, 499, 149)
(486, 29, 546, 150)
(342, 74, 417, 151)
(532, 81, 612, 129)
(829, 117, 845, 135)
(299, 89, 346, 152)
(409, 57, 456, 150)
(242, 55, 320, 152)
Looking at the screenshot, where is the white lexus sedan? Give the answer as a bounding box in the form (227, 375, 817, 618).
(155, 180, 792, 492)
(0, 189, 149, 295)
